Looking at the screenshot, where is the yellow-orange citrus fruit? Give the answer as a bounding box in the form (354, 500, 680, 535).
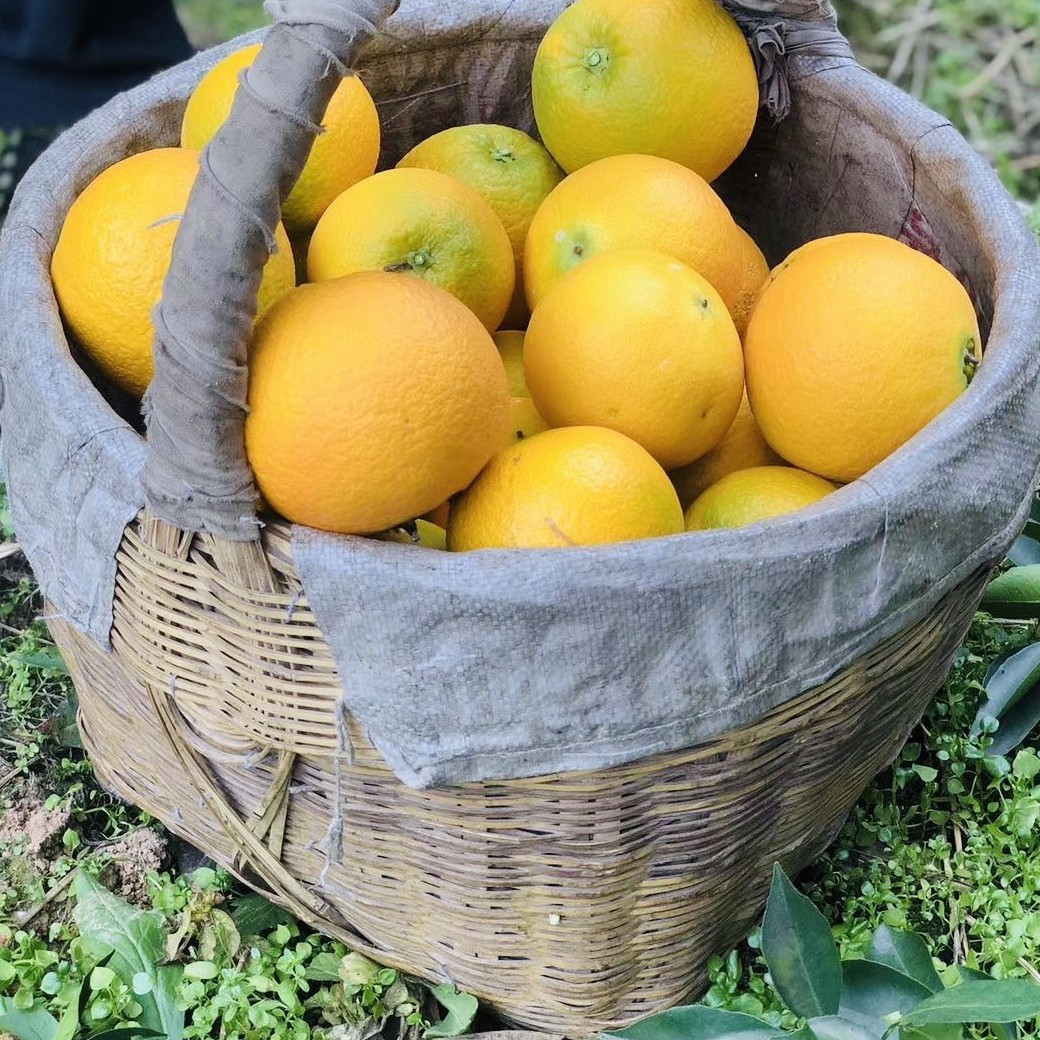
(744, 233, 983, 482)
(731, 226, 770, 339)
(307, 167, 515, 332)
(423, 501, 452, 528)
(685, 466, 838, 530)
(51, 147, 295, 399)
(524, 249, 744, 470)
(245, 272, 510, 534)
(524, 154, 744, 318)
(493, 330, 549, 442)
(398, 124, 564, 327)
(181, 42, 380, 236)
(531, 0, 758, 180)
(375, 519, 447, 550)
(670, 392, 782, 510)
(448, 426, 684, 550)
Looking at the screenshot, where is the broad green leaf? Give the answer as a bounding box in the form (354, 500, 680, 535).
(865, 927, 943, 993)
(0, 1002, 60, 1040)
(73, 872, 183, 1040)
(970, 641, 1040, 750)
(761, 863, 841, 1018)
(954, 969, 1016, 1040)
(305, 951, 345, 983)
(230, 893, 294, 936)
(808, 1013, 883, 1040)
(86, 1030, 166, 1040)
(602, 1005, 780, 1040)
(986, 684, 1040, 757)
(899, 1027, 963, 1040)
(425, 984, 479, 1038)
(839, 959, 931, 1028)
(901, 979, 1040, 1025)
(53, 982, 82, 1040)
(9, 648, 68, 674)
(1008, 536, 1040, 566)
(982, 567, 1040, 619)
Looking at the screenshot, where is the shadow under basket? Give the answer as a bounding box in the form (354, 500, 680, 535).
(49, 514, 990, 1034)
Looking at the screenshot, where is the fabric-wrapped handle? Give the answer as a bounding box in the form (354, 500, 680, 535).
(141, 0, 852, 541)
(142, 0, 399, 541)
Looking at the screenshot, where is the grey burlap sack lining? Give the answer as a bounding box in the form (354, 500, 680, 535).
(1, 0, 1039, 789)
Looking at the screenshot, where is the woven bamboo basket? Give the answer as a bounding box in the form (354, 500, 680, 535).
(7, 0, 1037, 1033)
(53, 521, 989, 1032)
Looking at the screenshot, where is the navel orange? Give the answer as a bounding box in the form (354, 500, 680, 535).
(685, 466, 838, 530)
(531, 0, 758, 180)
(493, 330, 549, 442)
(307, 167, 515, 332)
(744, 233, 983, 482)
(245, 272, 510, 534)
(448, 426, 685, 550)
(524, 249, 744, 470)
(51, 147, 295, 399)
(398, 125, 564, 327)
(670, 392, 782, 510)
(181, 42, 380, 236)
(523, 153, 745, 319)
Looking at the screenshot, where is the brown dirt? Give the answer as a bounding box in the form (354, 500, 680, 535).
(101, 827, 168, 908)
(0, 793, 70, 868)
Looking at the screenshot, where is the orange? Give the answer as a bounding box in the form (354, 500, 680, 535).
(731, 226, 770, 339)
(685, 466, 838, 530)
(307, 167, 515, 332)
(523, 154, 744, 319)
(181, 42, 380, 236)
(397, 124, 564, 327)
(670, 392, 782, 510)
(51, 147, 295, 399)
(493, 330, 549, 442)
(524, 249, 744, 470)
(447, 426, 684, 550)
(531, 0, 758, 180)
(245, 272, 510, 534)
(744, 233, 983, 482)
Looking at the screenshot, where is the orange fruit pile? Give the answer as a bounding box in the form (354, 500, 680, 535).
(51, 0, 983, 550)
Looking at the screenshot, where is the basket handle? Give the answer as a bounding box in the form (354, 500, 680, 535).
(142, 0, 399, 541)
(722, 0, 854, 119)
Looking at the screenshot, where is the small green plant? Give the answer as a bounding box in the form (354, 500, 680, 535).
(606, 863, 1040, 1040)
(0, 866, 478, 1040)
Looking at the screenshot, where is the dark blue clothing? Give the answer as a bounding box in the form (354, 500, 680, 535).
(0, 0, 193, 127)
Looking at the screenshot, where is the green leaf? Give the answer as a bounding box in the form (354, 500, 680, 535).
(807, 1013, 883, 1040)
(602, 1005, 780, 1040)
(954, 969, 1016, 1040)
(982, 566, 1040, 619)
(761, 863, 841, 1018)
(1007, 536, 1040, 566)
(865, 927, 944, 993)
(911, 765, 938, 783)
(0, 1002, 60, 1040)
(9, 648, 68, 674)
(53, 982, 82, 1040)
(73, 872, 184, 1040)
(86, 1030, 166, 1040)
(425, 984, 479, 1038)
(839, 959, 931, 1027)
(305, 951, 344, 983)
(971, 641, 1040, 753)
(230, 893, 294, 937)
(901, 979, 1040, 1025)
